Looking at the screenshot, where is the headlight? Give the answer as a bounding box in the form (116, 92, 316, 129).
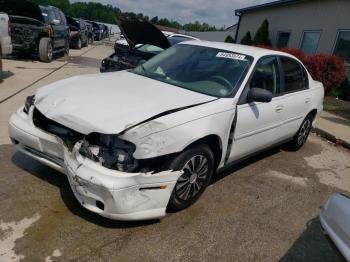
(23, 95, 35, 114)
(79, 134, 138, 172)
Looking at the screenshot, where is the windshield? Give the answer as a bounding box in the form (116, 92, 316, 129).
(168, 36, 193, 45)
(132, 44, 253, 98)
(137, 44, 164, 54)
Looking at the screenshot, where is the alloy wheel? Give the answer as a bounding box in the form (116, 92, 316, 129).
(175, 155, 209, 201)
(297, 119, 311, 145)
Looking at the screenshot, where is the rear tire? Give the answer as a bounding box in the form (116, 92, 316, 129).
(167, 144, 215, 211)
(285, 114, 313, 151)
(39, 37, 53, 62)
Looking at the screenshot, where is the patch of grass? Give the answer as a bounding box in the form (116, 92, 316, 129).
(323, 104, 338, 111)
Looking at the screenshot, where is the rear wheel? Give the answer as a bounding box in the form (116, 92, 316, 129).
(39, 37, 53, 62)
(285, 114, 313, 151)
(167, 144, 215, 211)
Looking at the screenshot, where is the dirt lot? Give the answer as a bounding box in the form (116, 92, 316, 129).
(0, 39, 349, 261)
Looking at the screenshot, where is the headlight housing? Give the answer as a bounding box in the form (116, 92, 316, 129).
(23, 95, 35, 114)
(79, 133, 138, 172)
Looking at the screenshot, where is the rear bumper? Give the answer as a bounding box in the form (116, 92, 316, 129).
(9, 107, 182, 221)
(319, 193, 350, 261)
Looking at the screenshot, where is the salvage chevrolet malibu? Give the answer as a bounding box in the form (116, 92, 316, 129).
(9, 41, 324, 221)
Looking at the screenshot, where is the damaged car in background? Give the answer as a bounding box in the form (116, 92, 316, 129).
(320, 193, 350, 261)
(66, 16, 89, 49)
(100, 19, 198, 72)
(1, 0, 69, 62)
(9, 41, 324, 221)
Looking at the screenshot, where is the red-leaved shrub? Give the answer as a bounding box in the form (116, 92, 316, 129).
(254, 44, 346, 93)
(279, 48, 306, 62)
(304, 54, 346, 93)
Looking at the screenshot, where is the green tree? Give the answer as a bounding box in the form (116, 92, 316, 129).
(225, 35, 234, 43)
(240, 31, 253, 45)
(253, 19, 271, 46)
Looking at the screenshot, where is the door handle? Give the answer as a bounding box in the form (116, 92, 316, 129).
(275, 105, 284, 113)
(305, 98, 311, 104)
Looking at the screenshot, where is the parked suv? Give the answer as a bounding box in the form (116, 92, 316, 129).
(1, 0, 69, 62)
(67, 17, 88, 49)
(85, 22, 94, 44)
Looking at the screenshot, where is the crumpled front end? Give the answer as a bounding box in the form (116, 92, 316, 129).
(8, 106, 182, 221)
(64, 142, 182, 220)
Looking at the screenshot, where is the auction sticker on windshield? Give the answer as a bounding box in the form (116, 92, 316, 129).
(216, 52, 246, 60)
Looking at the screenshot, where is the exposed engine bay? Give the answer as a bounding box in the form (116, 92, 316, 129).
(100, 43, 155, 72)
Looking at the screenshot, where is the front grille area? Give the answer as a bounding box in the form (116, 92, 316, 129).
(33, 108, 84, 150)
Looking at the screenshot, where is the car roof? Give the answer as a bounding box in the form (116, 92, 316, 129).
(180, 40, 298, 60)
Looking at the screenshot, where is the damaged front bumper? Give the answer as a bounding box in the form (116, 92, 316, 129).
(9, 107, 182, 221)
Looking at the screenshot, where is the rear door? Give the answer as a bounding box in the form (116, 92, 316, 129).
(277, 56, 312, 137)
(228, 56, 287, 162)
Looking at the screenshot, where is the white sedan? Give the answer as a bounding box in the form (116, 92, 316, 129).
(8, 41, 324, 221)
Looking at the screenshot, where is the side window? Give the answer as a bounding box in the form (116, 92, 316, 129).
(249, 56, 280, 96)
(59, 11, 67, 25)
(53, 10, 61, 24)
(280, 57, 308, 93)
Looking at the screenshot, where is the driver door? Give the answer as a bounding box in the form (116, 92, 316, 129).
(228, 56, 287, 162)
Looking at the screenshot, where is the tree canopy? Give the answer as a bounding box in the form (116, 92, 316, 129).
(29, 0, 223, 31)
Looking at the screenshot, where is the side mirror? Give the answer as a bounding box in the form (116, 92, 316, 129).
(247, 88, 272, 103)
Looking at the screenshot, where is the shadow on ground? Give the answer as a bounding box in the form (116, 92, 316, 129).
(279, 217, 345, 262)
(0, 70, 14, 80)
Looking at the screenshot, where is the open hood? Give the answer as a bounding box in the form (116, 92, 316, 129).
(118, 20, 171, 49)
(0, 0, 44, 23)
(34, 71, 214, 135)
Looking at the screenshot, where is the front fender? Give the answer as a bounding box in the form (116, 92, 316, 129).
(121, 101, 236, 166)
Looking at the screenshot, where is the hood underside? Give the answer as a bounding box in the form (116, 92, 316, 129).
(34, 71, 214, 135)
(119, 20, 171, 49)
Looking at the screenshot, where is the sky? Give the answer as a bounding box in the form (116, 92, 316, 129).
(70, 0, 273, 27)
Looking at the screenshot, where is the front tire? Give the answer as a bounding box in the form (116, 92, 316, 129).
(285, 114, 313, 151)
(39, 37, 53, 62)
(167, 144, 215, 211)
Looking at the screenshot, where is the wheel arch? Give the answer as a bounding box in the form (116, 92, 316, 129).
(183, 134, 223, 168)
(308, 108, 318, 121)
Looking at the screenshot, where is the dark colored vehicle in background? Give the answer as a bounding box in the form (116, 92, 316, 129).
(67, 17, 88, 49)
(85, 22, 94, 44)
(86, 21, 103, 41)
(1, 0, 69, 62)
(102, 24, 109, 39)
(100, 20, 194, 72)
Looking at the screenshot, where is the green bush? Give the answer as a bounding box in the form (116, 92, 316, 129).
(240, 31, 253, 45)
(225, 35, 234, 43)
(253, 19, 271, 46)
(338, 78, 350, 101)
